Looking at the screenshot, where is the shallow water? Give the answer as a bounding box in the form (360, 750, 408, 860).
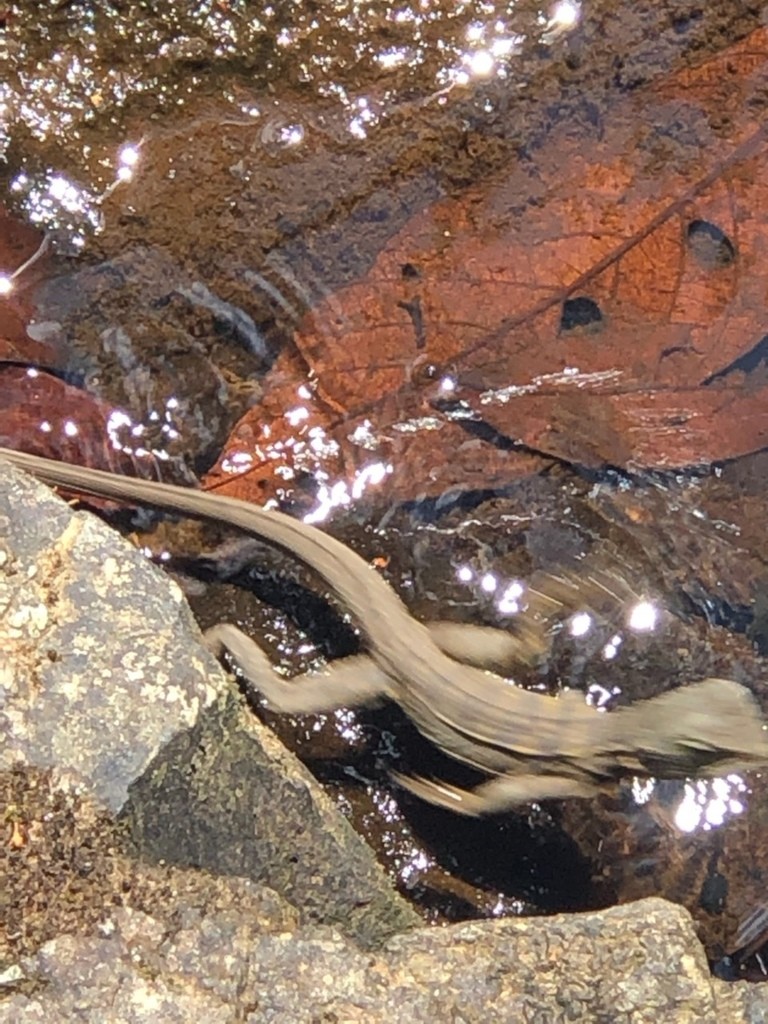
(3, 0, 768, 975)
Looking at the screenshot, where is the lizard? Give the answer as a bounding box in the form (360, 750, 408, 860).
(3, 445, 768, 814)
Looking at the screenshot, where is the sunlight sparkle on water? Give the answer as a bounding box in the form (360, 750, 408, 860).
(455, 566, 530, 617)
(627, 600, 659, 632)
(286, 406, 310, 427)
(377, 48, 409, 69)
(349, 420, 378, 450)
(303, 461, 392, 524)
(119, 144, 140, 168)
(398, 847, 433, 888)
(9, 154, 137, 251)
(602, 637, 620, 660)
(568, 611, 592, 638)
(497, 579, 525, 615)
(333, 707, 364, 743)
(105, 402, 179, 458)
(466, 50, 495, 77)
(480, 572, 498, 593)
(2, 1, 584, 199)
(631, 777, 655, 804)
(673, 775, 748, 833)
(586, 682, 621, 710)
(548, 1, 581, 31)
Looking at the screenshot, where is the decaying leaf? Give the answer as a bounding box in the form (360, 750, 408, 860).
(208, 27, 768, 504)
(0, 204, 57, 369)
(0, 366, 149, 479)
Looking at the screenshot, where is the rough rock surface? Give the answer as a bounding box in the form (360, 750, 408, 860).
(0, 463, 222, 811)
(0, 461, 417, 945)
(1, 897, 764, 1023)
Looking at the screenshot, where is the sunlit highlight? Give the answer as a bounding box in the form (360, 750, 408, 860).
(631, 777, 655, 804)
(602, 635, 621, 659)
(480, 572, 498, 593)
(497, 579, 524, 615)
(569, 611, 592, 637)
(119, 144, 140, 168)
(303, 461, 393, 524)
(547, 1, 581, 34)
(587, 682, 621, 709)
(105, 400, 179, 459)
(673, 775, 748, 833)
(286, 406, 310, 427)
(628, 600, 659, 633)
(333, 707, 364, 743)
(467, 50, 494, 77)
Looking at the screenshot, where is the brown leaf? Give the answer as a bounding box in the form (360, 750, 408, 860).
(0, 207, 154, 483)
(0, 366, 145, 478)
(0, 204, 57, 367)
(211, 26, 768, 502)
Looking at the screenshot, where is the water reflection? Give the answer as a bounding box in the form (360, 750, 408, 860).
(453, 564, 663, 665)
(627, 600, 658, 633)
(305, 461, 393, 524)
(672, 775, 748, 834)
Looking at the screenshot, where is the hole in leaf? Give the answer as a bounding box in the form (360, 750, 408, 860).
(560, 297, 603, 332)
(401, 262, 421, 280)
(687, 220, 736, 269)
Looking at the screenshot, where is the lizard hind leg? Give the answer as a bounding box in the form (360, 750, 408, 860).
(204, 622, 392, 713)
(391, 769, 600, 816)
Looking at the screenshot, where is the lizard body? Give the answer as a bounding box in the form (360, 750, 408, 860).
(3, 446, 768, 813)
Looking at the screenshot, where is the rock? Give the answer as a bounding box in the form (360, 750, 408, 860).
(122, 684, 419, 946)
(0, 462, 417, 946)
(1, 897, 762, 1022)
(0, 763, 299, 970)
(0, 463, 222, 812)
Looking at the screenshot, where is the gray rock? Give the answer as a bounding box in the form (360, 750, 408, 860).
(0, 464, 222, 812)
(1, 897, 762, 1023)
(0, 462, 417, 945)
(122, 685, 419, 945)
